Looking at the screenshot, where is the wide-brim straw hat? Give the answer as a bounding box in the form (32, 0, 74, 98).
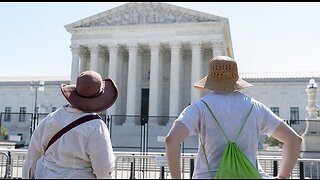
(61, 70, 118, 113)
(193, 56, 252, 94)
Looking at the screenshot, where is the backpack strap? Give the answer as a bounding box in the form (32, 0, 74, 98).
(200, 100, 254, 178)
(201, 99, 254, 143)
(200, 137, 214, 179)
(234, 103, 254, 143)
(201, 100, 230, 142)
(45, 114, 101, 152)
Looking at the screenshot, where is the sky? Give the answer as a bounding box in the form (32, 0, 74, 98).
(1, 2, 320, 77)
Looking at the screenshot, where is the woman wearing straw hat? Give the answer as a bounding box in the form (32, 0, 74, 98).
(22, 70, 118, 179)
(165, 56, 301, 179)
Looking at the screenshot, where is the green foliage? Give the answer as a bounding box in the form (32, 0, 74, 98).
(0, 127, 8, 136)
(264, 136, 283, 147)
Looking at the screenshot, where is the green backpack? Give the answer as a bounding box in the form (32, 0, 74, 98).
(200, 100, 262, 179)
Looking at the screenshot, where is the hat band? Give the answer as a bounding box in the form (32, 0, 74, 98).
(74, 89, 104, 99)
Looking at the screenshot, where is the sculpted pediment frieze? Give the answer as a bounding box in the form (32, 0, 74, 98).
(70, 3, 223, 29)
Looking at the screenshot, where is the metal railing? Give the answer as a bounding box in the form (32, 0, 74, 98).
(0, 149, 319, 179)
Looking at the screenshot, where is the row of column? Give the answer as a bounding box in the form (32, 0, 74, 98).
(70, 41, 227, 117)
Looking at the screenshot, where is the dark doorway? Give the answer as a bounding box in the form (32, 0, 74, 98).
(141, 89, 149, 118)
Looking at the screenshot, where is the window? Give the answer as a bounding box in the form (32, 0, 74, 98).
(270, 107, 279, 117)
(290, 107, 299, 124)
(4, 107, 11, 122)
(19, 107, 26, 122)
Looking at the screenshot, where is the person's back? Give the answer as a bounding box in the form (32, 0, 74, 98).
(29, 105, 114, 179)
(178, 91, 282, 178)
(165, 56, 302, 179)
(22, 70, 118, 179)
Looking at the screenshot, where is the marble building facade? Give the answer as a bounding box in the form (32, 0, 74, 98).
(65, 2, 233, 125)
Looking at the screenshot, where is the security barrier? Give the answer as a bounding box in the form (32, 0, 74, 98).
(0, 150, 320, 179)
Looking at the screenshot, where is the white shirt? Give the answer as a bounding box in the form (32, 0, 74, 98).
(175, 91, 282, 179)
(22, 105, 115, 179)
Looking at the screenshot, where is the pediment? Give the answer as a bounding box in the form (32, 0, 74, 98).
(65, 2, 228, 30)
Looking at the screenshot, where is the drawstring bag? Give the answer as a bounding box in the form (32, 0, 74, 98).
(200, 100, 262, 179)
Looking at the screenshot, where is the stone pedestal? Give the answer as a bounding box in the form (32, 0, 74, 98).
(301, 79, 320, 158)
(301, 134, 320, 158)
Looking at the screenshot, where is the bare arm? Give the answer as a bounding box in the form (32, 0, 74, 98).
(165, 121, 189, 179)
(271, 122, 302, 179)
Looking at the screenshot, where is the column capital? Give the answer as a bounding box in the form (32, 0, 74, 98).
(80, 48, 89, 56)
(70, 45, 81, 54)
(127, 43, 138, 49)
(127, 43, 139, 53)
(88, 45, 100, 54)
(149, 42, 160, 52)
(211, 41, 225, 48)
(107, 43, 119, 51)
(190, 41, 202, 50)
(169, 42, 181, 50)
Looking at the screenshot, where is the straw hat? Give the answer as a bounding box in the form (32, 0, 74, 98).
(193, 56, 252, 94)
(61, 70, 118, 113)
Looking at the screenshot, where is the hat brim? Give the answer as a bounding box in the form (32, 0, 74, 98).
(61, 78, 118, 113)
(193, 75, 253, 94)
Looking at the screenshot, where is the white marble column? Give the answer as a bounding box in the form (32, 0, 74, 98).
(107, 43, 119, 116)
(149, 43, 161, 116)
(190, 41, 202, 103)
(70, 45, 81, 84)
(212, 41, 226, 57)
(126, 43, 139, 116)
(169, 42, 182, 117)
(88, 45, 100, 72)
(98, 47, 107, 76)
(79, 49, 89, 73)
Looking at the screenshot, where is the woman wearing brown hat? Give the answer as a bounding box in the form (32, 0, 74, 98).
(22, 70, 118, 179)
(165, 56, 302, 179)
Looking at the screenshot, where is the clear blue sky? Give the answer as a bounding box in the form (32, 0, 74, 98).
(1, 2, 320, 77)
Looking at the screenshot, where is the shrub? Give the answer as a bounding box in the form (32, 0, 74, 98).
(0, 127, 8, 136)
(264, 136, 283, 147)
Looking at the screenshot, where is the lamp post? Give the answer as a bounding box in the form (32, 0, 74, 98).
(30, 80, 45, 137)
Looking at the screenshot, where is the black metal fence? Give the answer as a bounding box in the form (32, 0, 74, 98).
(0, 112, 317, 154)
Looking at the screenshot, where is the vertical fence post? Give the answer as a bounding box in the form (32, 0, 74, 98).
(160, 166, 165, 179)
(299, 161, 304, 179)
(6, 151, 11, 179)
(190, 157, 194, 179)
(129, 156, 135, 179)
(273, 160, 278, 177)
(30, 114, 34, 138)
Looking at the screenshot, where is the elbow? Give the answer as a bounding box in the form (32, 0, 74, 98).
(165, 135, 174, 146)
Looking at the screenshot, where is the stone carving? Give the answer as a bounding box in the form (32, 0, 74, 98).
(78, 3, 216, 28)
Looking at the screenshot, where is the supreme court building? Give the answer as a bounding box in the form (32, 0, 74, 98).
(0, 2, 319, 146)
(65, 2, 233, 125)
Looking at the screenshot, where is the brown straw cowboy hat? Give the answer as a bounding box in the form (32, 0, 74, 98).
(193, 56, 252, 94)
(61, 70, 118, 113)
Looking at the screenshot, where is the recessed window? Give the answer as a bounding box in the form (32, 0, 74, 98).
(4, 107, 11, 122)
(290, 107, 299, 124)
(270, 107, 279, 117)
(19, 107, 26, 122)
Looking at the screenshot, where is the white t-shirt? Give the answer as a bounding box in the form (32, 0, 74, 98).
(22, 105, 115, 179)
(175, 91, 282, 179)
